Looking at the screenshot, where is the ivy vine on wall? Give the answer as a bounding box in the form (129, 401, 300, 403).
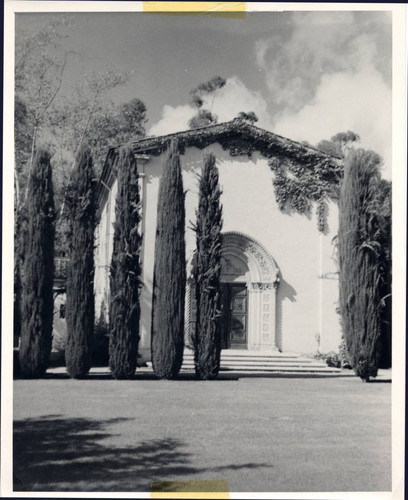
(101, 118, 344, 234)
(269, 157, 343, 233)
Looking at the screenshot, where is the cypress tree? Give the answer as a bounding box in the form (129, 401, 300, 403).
(338, 149, 383, 381)
(377, 180, 392, 369)
(14, 212, 22, 348)
(14, 257, 22, 377)
(109, 145, 142, 379)
(19, 148, 55, 378)
(65, 144, 96, 378)
(151, 139, 186, 379)
(193, 153, 223, 380)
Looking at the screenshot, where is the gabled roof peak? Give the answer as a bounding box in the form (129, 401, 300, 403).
(129, 118, 341, 162)
(98, 118, 342, 211)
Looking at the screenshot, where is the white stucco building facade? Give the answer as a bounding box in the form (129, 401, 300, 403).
(94, 120, 342, 362)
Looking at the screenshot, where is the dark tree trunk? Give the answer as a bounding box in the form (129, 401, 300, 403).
(19, 148, 55, 378)
(109, 145, 142, 379)
(151, 139, 186, 379)
(193, 153, 223, 380)
(65, 144, 96, 378)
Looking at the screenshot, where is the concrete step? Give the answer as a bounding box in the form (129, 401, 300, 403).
(184, 349, 300, 359)
(181, 364, 340, 373)
(182, 361, 326, 369)
(181, 350, 341, 373)
(183, 356, 315, 365)
(184, 355, 303, 362)
(180, 366, 341, 374)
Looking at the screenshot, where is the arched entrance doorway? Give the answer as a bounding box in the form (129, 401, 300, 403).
(186, 232, 280, 351)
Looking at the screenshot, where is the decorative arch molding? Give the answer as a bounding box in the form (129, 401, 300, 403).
(221, 231, 280, 285)
(185, 231, 281, 352)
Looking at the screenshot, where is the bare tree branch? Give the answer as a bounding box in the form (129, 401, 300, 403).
(37, 51, 72, 124)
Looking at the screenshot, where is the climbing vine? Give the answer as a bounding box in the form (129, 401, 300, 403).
(316, 198, 328, 234)
(269, 157, 343, 233)
(100, 118, 343, 234)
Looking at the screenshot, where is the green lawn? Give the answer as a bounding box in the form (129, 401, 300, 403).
(13, 370, 391, 493)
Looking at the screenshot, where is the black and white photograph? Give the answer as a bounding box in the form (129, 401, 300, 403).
(2, 1, 406, 498)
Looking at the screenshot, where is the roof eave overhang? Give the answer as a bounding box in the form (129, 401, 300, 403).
(96, 119, 342, 214)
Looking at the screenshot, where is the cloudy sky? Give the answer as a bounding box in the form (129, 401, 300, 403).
(16, 10, 392, 176)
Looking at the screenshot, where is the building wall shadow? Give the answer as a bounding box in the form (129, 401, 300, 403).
(275, 278, 297, 351)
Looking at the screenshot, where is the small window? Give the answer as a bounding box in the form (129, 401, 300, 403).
(59, 304, 66, 319)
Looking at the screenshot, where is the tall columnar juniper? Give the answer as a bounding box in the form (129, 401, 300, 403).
(65, 144, 96, 379)
(151, 139, 186, 379)
(19, 147, 55, 378)
(193, 153, 223, 380)
(338, 149, 385, 381)
(109, 145, 142, 379)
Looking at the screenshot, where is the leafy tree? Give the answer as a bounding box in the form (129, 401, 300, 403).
(14, 17, 148, 363)
(15, 17, 147, 204)
(188, 76, 259, 128)
(193, 153, 223, 380)
(376, 179, 392, 368)
(151, 140, 186, 379)
(109, 145, 142, 379)
(319, 137, 391, 369)
(15, 16, 73, 202)
(15, 96, 32, 204)
(189, 110, 217, 129)
(236, 111, 258, 124)
(14, 229, 22, 348)
(16, 29, 146, 252)
(53, 89, 146, 259)
(14, 19, 143, 324)
(51, 72, 146, 178)
(188, 76, 226, 129)
(64, 144, 96, 378)
(14, 194, 27, 348)
(338, 149, 385, 381)
(19, 148, 55, 378)
(192, 76, 227, 96)
(93, 301, 109, 366)
(118, 98, 147, 142)
(317, 131, 360, 159)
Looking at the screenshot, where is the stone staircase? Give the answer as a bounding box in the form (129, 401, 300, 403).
(180, 349, 342, 374)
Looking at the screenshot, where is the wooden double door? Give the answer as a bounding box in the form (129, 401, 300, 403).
(220, 283, 248, 349)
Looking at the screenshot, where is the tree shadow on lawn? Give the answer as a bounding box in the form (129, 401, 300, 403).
(14, 415, 270, 492)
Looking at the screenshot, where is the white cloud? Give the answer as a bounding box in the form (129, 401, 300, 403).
(273, 66, 392, 178)
(255, 11, 391, 113)
(150, 13, 392, 180)
(207, 76, 273, 130)
(149, 76, 273, 136)
(256, 11, 392, 178)
(149, 104, 196, 136)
